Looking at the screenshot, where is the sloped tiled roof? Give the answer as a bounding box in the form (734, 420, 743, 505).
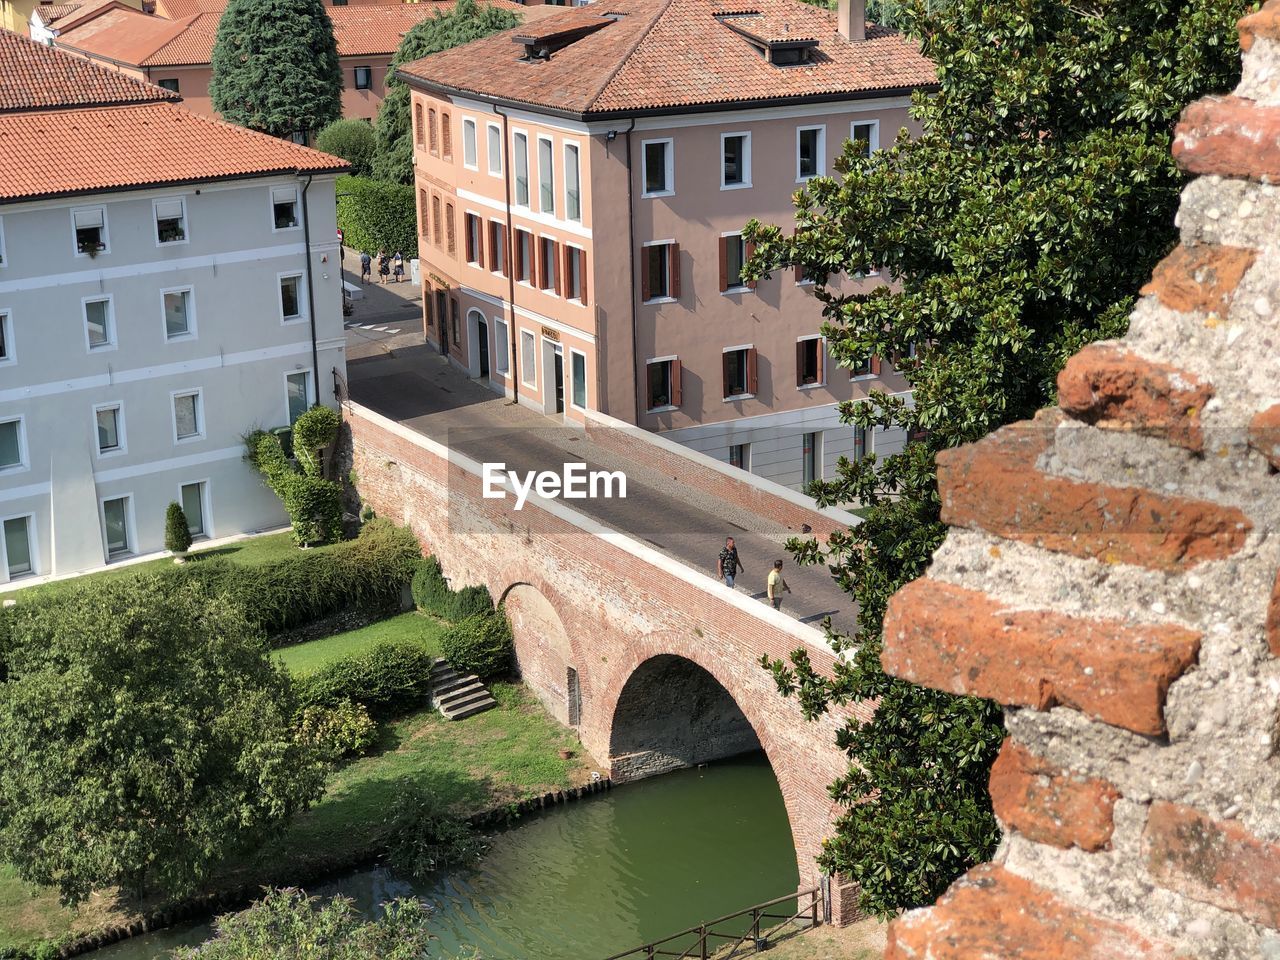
(0, 102, 347, 201)
(55, 8, 207, 66)
(0, 26, 180, 112)
(328, 3, 525, 57)
(32, 3, 82, 24)
(398, 0, 936, 117)
(47, 0, 129, 32)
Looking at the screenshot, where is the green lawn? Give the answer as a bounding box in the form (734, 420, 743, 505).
(275, 612, 447, 676)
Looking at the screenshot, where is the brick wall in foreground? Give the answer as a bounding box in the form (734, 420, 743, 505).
(881, 7, 1280, 959)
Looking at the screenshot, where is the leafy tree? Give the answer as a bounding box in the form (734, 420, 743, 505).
(165, 500, 193, 555)
(172, 888, 437, 960)
(316, 119, 377, 177)
(0, 578, 325, 903)
(372, 0, 520, 183)
(744, 0, 1248, 917)
(210, 0, 342, 138)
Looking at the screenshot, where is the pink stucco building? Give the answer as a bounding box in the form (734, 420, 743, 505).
(399, 0, 935, 488)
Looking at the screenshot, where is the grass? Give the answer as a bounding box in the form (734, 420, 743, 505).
(275, 612, 447, 676)
(719, 918, 886, 960)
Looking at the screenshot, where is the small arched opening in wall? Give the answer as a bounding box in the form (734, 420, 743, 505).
(500, 581, 580, 727)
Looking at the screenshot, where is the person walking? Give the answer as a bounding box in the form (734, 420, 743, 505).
(717, 537, 744, 588)
(377, 250, 390, 284)
(392, 250, 405, 283)
(359, 250, 372, 284)
(767, 560, 792, 611)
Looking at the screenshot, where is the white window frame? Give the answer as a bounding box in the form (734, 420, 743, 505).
(486, 122, 503, 177)
(646, 355, 678, 413)
(641, 138, 675, 198)
(564, 242, 586, 305)
(99, 493, 136, 560)
(489, 219, 507, 277)
(512, 129, 530, 208)
(493, 316, 510, 374)
(464, 210, 484, 267)
(0, 215, 7, 268)
(179, 479, 212, 540)
(569, 347, 588, 411)
(537, 134, 555, 216)
(0, 414, 28, 474)
(563, 140, 582, 223)
(721, 230, 750, 294)
(462, 117, 479, 170)
(796, 125, 826, 182)
(284, 369, 314, 425)
(70, 204, 109, 258)
(722, 342, 755, 400)
(277, 271, 306, 324)
(538, 233, 559, 297)
(269, 184, 301, 233)
(520, 328, 537, 388)
(796, 334, 826, 389)
(850, 355, 877, 381)
(170, 388, 205, 444)
(0, 309, 13, 366)
(160, 284, 197, 341)
(0, 511, 38, 581)
(850, 119, 881, 157)
(82, 294, 116, 352)
(720, 131, 752, 190)
(642, 238, 676, 304)
(92, 401, 127, 458)
(153, 195, 189, 247)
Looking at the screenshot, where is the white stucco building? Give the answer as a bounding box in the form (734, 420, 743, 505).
(0, 28, 348, 583)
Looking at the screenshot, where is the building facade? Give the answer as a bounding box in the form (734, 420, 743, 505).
(399, 0, 935, 488)
(0, 29, 348, 585)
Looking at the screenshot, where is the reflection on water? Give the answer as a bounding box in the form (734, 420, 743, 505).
(91, 753, 798, 960)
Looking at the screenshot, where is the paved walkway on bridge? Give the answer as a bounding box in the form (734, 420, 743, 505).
(345, 335, 857, 638)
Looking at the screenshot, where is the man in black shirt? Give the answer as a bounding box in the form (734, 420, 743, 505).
(717, 536, 744, 588)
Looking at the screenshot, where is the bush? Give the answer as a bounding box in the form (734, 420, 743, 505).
(315, 118, 376, 177)
(439, 612, 512, 679)
(335, 174, 417, 260)
(385, 785, 486, 881)
(248, 429, 343, 546)
(296, 639, 435, 717)
(165, 501, 193, 555)
(295, 699, 377, 763)
(411, 556, 451, 618)
(449, 583, 493, 621)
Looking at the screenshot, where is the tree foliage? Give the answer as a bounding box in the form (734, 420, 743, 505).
(0, 578, 325, 904)
(165, 500, 193, 555)
(247, 406, 343, 545)
(334, 175, 418, 259)
(210, 0, 342, 138)
(316, 119, 377, 177)
(372, 0, 520, 183)
(744, 0, 1248, 917)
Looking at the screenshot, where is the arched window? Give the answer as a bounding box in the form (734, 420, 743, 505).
(445, 202, 456, 255)
(413, 103, 424, 147)
(428, 108, 439, 155)
(432, 196, 442, 245)
(419, 189, 429, 239)
(441, 112, 452, 159)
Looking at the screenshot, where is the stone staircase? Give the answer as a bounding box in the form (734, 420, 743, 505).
(429, 657, 496, 720)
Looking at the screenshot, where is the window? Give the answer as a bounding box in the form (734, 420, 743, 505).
(445, 203, 456, 255)
(154, 197, 187, 244)
(465, 214, 483, 266)
(851, 121, 879, 159)
(414, 103, 425, 147)
(181, 481, 207, 538)
(450, 298, 460, 347)
(646, 357, 681, 410)
(514, 229, 533, 283)
(722, 346, 757, 399)
(354, 65, 372, 90)
(95, 404, 123, 455)
(442, 112, 452, 159)
(72, 206, 107, 255)
(428, 108, 439, 155)
(463, 118, 478, 168)
(564, 143, 581, 222)
(729, 443, 749, 470)
(286, 371, 312, 424)
(172, 389, 203, 443)
(102, 496, 131, 557)
(2, 515, 33, 578)
(642, 242, 679, 302)
(493, 317, 510, 374)
(642, 139, 673, 196)
(797, 126, 825, 180)
(853, 424, 868, 461)
(487, 123, 502, 175)
(0, 311, 12, 365)
(279, 274, 303, 322)
(538, 236, 558, 292)
(797, 336, 824, 386)
(719, 234, 754, 292)
(563, 246, 586, 303)
(0, 417, 24, 471)
(538, 136, 555, 215)
(488, 221, 507, 276)
(163, 287, 194, 340)
(513, 132, 529, 206)
(802, 431, 821, 489)
(432, 196, 443, 245)
(570, 350, 587, 410)
(520, 329, 536, 387)
(419, 189, 430, 240)
(271, 186, 299, 230)
(721, 132, 751, 188)
(157, 77, 179, 92)
(84, 297, 114, 350)
(850, 355, 880, 379)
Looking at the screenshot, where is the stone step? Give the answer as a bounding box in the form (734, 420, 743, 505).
(432, 674, 474, 696)
(430, 656, 496, 720)
(441, 695, 497, 720)
(438, 686, 491, 712)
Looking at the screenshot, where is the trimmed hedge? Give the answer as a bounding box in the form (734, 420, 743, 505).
(411, 557, 451, 618)
(439, 612, 512, 679)
(295, 639, 435, 718)
(335, 174, 418, 260)
(449, 584, 493, 621)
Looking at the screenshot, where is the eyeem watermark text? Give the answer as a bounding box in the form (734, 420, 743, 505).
(482, 462, 627, 510)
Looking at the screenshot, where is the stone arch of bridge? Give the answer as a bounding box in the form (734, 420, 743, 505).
(498, 578, 583, 729)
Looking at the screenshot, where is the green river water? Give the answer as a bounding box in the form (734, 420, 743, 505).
(90, 753, 800, 960)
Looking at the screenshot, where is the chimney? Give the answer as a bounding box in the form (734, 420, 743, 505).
(836, 0, 865, 41)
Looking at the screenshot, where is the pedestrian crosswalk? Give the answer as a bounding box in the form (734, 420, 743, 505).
(345, 322, 401, 334)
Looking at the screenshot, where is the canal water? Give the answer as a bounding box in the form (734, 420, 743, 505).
(91, 753, 800, 959)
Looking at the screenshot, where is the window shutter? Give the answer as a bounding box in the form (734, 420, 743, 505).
(155, 199, 183, 220)
(419, 190, 429, 238)
(580, 249, 588, 305)
(718, 237, 728, 292)
(722, 352, 732, 399)
(796, 339, 805, 386)
(671, 358, 682, 407)
(747, 347, 758, 395)
(745, 241, 757, 290)
(560, 244, 570, 298)
(669, 243, 680, 300)
(514, 232, 523, 280)
(817, 339, 825, 384)
(871, 355, 882, 376)
(641, 247, 652, 302)
(446, 204, 455, 254)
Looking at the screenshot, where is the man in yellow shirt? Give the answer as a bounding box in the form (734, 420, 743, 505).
(767, 560, 791, 611)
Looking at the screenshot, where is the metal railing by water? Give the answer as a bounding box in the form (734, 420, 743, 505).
(600, 887, 823, 960)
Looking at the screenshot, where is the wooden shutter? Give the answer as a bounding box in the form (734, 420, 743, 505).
(795, 339, 805, 386)
(442, 112, 452, 159)
(641, 246, 652, 302)
(561, 244, 571, 298)
(871, 355, 882, 376)
(817, 339, 825, 384)
(445, 204, 455, 255)
(419, 189, 429, 239)
(514, 231, 523, 280)
(669, 243, 680, 300)
(499, 224, 508, 276)
(671, 358, 682, 407)
(718, 237, 728, 292)
(747, 347, 758, 395)
(580, 249, 588, 305)
(722, 352, 732, 398)
(745, 241, 757, 290)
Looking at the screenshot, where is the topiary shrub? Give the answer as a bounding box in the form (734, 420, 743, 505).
(164, 501, 193, 556)
(291, 405, 341, 477)
(411, 556, 451, 618)
(334, 174, 418, 259)
(295, 698, 378, 763)
(247, 428, 343, 546)
(448, 583, 493, 622)
(295, 639, 434, 717)
(439, 611, 512, 679)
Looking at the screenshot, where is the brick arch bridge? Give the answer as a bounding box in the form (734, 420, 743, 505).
(343, 402, 865, 919)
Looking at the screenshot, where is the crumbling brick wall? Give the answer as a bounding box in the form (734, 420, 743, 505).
(880, 6, 1280, 959)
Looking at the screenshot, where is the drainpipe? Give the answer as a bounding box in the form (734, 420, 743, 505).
(298, 172, 322, 407)
(494, 105, 520, 405)
(622, 119, 639, 424)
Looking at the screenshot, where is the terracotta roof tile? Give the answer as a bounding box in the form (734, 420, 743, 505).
(32, 3, 82, 24)
(0, 102, 347, 201)
(56, 8, 207, 66)
(399, 0, 935, 116)
(0, 26, 180, 112)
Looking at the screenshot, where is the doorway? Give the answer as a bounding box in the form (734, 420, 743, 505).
(542, 339, 565, 417)
(553, 350, 564, 414)
(477, 319, 490, 379)
(436, 290, 449, 355)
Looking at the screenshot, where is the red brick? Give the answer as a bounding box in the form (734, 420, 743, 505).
(1240, 0, 1280, 52)
(1140, 243, 1257, 317)
(937, 419, 1252, 570)
(885, 864, 1185, 960)
(989, 739, 1120, 851)
(1268, 571, 1280, 658)
(1058, 344, 1214, 452)
(1248, 403, 1280, 470)
(1145, 801, 1280, 928)
(1174, 96, 1280, 183)
(882, 579, 1201, 735)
